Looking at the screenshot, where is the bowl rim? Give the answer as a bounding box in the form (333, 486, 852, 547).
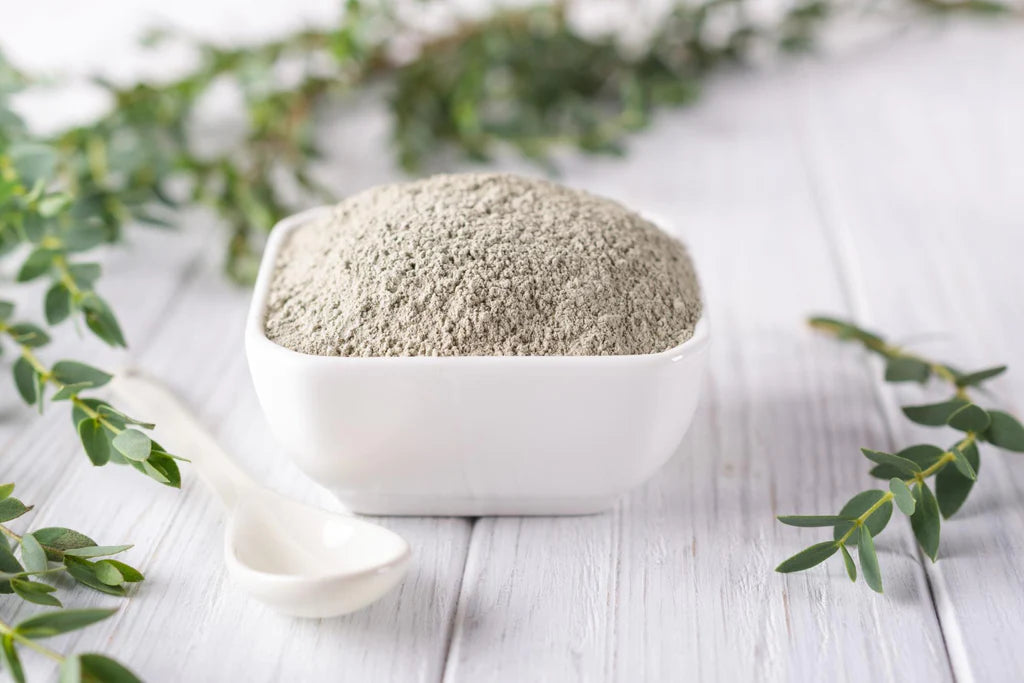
(245, 205, 709, 365)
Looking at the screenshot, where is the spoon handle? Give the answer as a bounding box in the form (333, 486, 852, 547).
(108, 369, 257, 508)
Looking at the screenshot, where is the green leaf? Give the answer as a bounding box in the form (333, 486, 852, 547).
(98, 405, 154, 429)
(63, 558, 127, 596)
(52, 361, 112, 389)
(15, 608, 116, 638)
(64, 545, 132, 559)
(985, 410, 1024, 452)
(777, 515, 851, 527)
(33, 527, 97, 552)
(52, 382, 92, 401)
(884, 356, 931, 383)
(857, 525, 883, 593)
(910, 482, 941, 561)
(64, 225, 107, 253)
(950, 446, 977, 480)
(93, 561, 124, 586)
(134, 450, 181, 488)
(947, 403, 990, 433)
(861, 449, 921, 477)
(0, 483, 13, 500)
(81, 294, 126, 347)
(12, 357, 37, 405)
(807, 316, 885, 347)
(112, 430, 151, 462)
(78, 419, 111, 466)
(20, 533, 47, 573)
(840, 544, 856, 582)
(902, 398, 968, 427)
(67, 263, 101, 289)
(955, 365, 1007, 387)
(936, 441, 980, 518)
(889, 478, 916, 516)
(10, 142, 57, 186)
(0, 301, 14, 321)
(11, 579, 61, 607)
(16, 248, 53, 282)
(833, 490, 893, 546)
(775, 541, 839, 573)
(79, 654, 143, 683)
(44, 283, 73, 325)
(101, 560, 143, 583)
(0, 498, 30, 523)
(60, 655, 82, 683)
(1, 634, 25, 683)
(869, 444, 945, 479)
(37, 193, 71, 218)
(7, 323, 50, 347)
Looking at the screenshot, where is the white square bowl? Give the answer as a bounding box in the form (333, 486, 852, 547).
(245, 207, 710, 516)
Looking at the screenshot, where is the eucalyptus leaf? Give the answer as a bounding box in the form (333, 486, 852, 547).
(19, 532, 47, 573)
(15, 608, 117, 638)
(857, 525, 883, 593)
(936, 441, 980, 519)
(861, 449, 921, 476)
(889, 478, 916, 516)
(1, 634, 25, 683)
(12, 357, 37, 405)
(0, 497, 30, 523)
(950, 446, 977, 480)
(902, 398, 968, 427)
(884, 356, 931, 383)
(79, 654, 143, 683)
(0, 483, 13, 500)
(910, 482, 941, 561)
(984, 410, 1024, 452)
(776, 515, 851, 527)
(955, 365, 1007, 387)
(81, 294, 126, 347)
(112, 430, 151, 462)
(16, 247, 54, 282)
(840, 544, 856, 582)
(52, 360, 112, 388)
(7, 323, 50, 347)
(947, 403, 990, 433)
(775, 541, 839, 573)
(63, 545, 132, 559)
(78, 419, 111, 466)
(11, 578, 61, 607)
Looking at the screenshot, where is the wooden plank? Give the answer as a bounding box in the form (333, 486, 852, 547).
(442, 64, 952, 682)
(795, 23, 1024, 682)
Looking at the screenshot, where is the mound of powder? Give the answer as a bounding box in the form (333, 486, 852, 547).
(264, 173, 702, 357)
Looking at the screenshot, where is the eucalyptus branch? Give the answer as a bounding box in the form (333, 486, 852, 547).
(0, 484, 144, 605)
(776, 316, 1024, 592)
(0, 484, 143, 681)
(0, 610, 142, 683)
(0, 303, 182, 487)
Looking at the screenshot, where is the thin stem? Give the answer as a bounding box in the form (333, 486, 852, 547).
(811, 320, 972, 399)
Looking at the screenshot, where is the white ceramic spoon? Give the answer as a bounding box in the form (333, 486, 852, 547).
(108, 370, 411, 619)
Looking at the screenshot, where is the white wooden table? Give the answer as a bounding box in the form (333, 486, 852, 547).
(3, 5, 1024, 682)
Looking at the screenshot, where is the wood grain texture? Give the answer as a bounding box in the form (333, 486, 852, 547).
(2, 6, 1024, 682)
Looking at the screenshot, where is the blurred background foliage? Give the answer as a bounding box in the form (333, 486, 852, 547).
(0, 0, 1015, 283)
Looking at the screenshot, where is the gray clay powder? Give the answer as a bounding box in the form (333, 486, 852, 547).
(264, 173, 702, 357)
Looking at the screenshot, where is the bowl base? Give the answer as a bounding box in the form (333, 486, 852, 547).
(333, 491, 620, 517)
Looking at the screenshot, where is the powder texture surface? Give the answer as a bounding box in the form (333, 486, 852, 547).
(264, 173, 702, 357)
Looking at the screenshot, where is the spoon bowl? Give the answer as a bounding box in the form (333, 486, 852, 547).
(109, 370, 412, 618)
(225, 492, 410, 617)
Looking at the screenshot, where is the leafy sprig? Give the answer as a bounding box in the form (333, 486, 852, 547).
(0, 302, 182, 487)
(0, 484, 143, 605)
(0, 484, 142, 682)
(776, 316, 1024, 592)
